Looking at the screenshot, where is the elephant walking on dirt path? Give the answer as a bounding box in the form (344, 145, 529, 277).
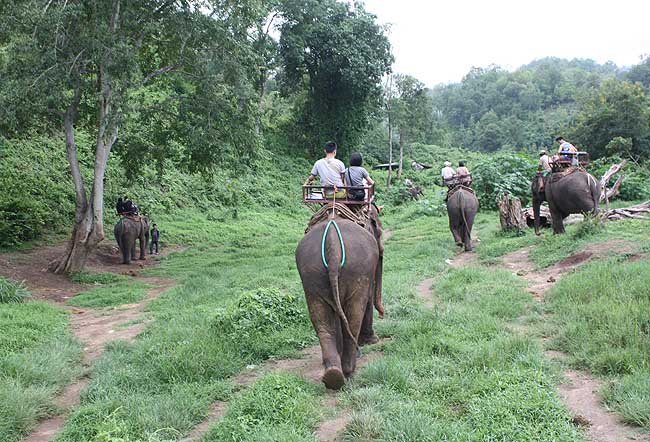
(114, 216, 149, 264)
(532, 169, 600, 235)
(446, 187, 479, 252)
(296, 206, 384, 390)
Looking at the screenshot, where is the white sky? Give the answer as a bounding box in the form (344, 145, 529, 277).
(361, 0, 650, 86)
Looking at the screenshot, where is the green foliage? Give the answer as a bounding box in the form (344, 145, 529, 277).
(430, 58, 621, 152)
(279, 0, 393, 156)
(204, 373, 321, 441)
(571, 78, 650, 159)
(0, 277, 30, 304)
(214, 288, 313, 359)
(570, 214, 604, 240)
(472, 152, 537, 209)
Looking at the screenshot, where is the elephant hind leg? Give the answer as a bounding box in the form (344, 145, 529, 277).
(322, 366, 345, 390)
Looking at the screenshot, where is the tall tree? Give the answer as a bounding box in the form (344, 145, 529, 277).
(1, 0, 259, 273)
(391, 74, 433, 179)
(571, 78, 650, 160)
(278, 0, 392, 158)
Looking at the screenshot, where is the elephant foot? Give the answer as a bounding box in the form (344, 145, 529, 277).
(322, 366, 345, 390)
(455, 241, 463, 247)
(359, 334, 379, 346)
(464, 246, 473, 252)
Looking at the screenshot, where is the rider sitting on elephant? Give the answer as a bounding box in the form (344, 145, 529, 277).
(441, 161, 456, 187)
(556, 136, 578, 165)
(306, 141, 346, 199)
(538, 150, 552, 175)
(345, 152, 374, 201)
(456, 161, 472, 186)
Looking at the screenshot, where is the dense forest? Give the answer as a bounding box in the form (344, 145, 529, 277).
(1, 0, 650, 258)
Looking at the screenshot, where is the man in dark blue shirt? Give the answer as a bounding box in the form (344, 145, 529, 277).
(149, 224, 160, 255)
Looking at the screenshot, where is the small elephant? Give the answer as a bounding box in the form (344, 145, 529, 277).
(114, 216, 149, 264)
(296, 206, 384, 390)
(532, 170, 600, 235)
(446, 187, 479, 251)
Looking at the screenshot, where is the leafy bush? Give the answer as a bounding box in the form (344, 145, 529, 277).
(0, 277, 30, 303)
(413, 197, 447, 217)
(472, 152, 537, 209)
(213, 288, 314, 358)
(0, 198, 47, 247)
(571, 214, 604, 239)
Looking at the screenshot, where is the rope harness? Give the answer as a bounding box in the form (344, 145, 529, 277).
(321, 219, 346, 269)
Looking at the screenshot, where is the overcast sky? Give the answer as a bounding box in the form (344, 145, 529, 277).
(361, 0, 650, 86)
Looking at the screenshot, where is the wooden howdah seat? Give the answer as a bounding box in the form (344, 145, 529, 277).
(302, 185, 375, 206)
(444, 173, 472, 188)
(553, 151, 590, 170)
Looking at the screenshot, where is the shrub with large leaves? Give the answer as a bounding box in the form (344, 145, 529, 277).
(472, 152, 537, 209)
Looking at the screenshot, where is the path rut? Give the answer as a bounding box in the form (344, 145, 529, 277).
(22, 277, 176, 442)
(497, 247, 646, 442)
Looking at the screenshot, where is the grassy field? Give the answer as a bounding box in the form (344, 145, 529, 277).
(0, 278, 83, 442)
(2, 198, 648, 441)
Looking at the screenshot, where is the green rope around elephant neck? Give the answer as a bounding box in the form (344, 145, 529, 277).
(321, 219, 346, 269)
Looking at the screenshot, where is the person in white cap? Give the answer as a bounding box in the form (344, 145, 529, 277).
(538, 150, 552, 174)
(441, 161, 456, 186)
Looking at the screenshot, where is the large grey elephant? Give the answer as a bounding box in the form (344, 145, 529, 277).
(295, 206, 384, 390)
(114, 216, 149, 264)
(532, 170, 600, 234)
(446, 187, 479, 252)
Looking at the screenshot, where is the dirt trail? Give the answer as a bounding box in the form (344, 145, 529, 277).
(416, 278, 435, 308)
(22, 279, 176, 442)
(183, 344, 383, 442)
(497, 246, 646, 442)
(5, 242, 179, 442)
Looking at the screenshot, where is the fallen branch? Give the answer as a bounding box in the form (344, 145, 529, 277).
(599, 201, 650, 221)
(599, 160, 627, 203)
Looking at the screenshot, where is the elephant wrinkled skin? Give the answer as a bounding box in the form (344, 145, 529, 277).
(114, 216, 149, 264)
(532, 170, 600, 234)
(295, 207, 384, 390)
(446, 187, 479, 252)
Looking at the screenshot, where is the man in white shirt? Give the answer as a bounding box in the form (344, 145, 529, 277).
(441, 161, 455, 186)
(306, 141, 346, 198)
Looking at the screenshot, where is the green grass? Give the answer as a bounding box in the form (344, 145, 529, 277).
(57, 209, 317, 441)
(335, 206, 582, 442)
(475, 212, 649, 268)
(66, 281, 151, 308)
(47, 200, 646, 440)
(70, 271, 128, 285)
(0, 276, 31, 303)
(544, 257, 650, 430)
(202, 373, 322, 441)
(0, 301, 82, 442)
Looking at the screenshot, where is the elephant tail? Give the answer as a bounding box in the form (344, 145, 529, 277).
(458, 190, 469, 237)
(587, 173, 600, 212)
(324, 227, 359, 352)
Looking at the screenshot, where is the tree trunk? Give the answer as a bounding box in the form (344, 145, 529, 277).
(51, 68, 117, 274)
(497, 194, 526, 232)
(387, 118, 393, 188)
(397, 128, 404, 181)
